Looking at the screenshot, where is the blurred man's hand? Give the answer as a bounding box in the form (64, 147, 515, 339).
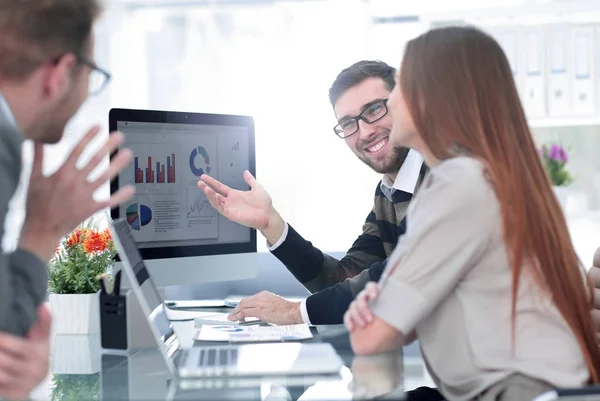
(0, 305, 51, 400)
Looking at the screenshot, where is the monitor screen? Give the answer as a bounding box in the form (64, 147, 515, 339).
(109, 109, 257, 261)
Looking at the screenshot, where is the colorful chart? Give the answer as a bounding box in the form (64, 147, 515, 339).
(189, 146, 211, 177)
(125, 203, 152, 231)
(134, 154, 176, 184)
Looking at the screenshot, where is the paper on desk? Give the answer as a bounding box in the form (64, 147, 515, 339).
(194, 324, 313, 342)
(165, 309, 229, 322)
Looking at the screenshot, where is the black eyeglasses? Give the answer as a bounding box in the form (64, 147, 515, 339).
(77, 56, 111, 96)
(52, 54, 111, 96)
(333, 99, 389, 139)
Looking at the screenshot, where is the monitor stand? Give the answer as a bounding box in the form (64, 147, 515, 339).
(116, 252, 258, 289)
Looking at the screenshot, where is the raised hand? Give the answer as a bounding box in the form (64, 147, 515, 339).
(198, 170, 272, 229)
(20, 127, 135, 261)
(198, 171, 286, 244)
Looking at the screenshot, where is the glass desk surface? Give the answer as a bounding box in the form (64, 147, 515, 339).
(33, 315, 433, 401)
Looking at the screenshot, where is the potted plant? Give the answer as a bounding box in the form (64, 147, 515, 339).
(49, 212, 116, 335)
(539, 143, 574, 209)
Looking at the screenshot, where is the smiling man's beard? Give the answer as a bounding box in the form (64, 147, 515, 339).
(359, 145, 410, 175)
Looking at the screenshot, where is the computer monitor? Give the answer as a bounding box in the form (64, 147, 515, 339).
(109, 108, 258, 287)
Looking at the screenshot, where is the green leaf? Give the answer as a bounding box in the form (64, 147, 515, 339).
(51, 374, 100, 401)
(48, 212, 115, 294)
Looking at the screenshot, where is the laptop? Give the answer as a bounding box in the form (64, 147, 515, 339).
(109, 219, 344, 378)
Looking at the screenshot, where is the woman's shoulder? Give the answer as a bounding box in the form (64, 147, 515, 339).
(417, 156, 496, 211)
(432, 156, 486, 180)
(425, 156, 489, 189)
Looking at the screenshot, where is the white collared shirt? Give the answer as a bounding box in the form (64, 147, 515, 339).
(379, 149, 423, 201)
(270, 150, 424, 325)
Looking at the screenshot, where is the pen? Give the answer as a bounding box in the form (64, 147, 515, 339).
(96, 273, 109, 294)
(113, 270, 122, 296)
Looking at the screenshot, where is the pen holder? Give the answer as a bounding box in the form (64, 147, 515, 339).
(99, 289, 158, 354)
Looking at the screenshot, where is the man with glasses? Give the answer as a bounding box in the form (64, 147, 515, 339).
(0, 0, 133, 398)
(198, 60, 426, 327)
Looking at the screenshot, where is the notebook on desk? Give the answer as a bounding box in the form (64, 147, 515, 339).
(109, 219, 343, 378)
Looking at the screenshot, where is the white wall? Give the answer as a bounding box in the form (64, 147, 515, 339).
(10, 0, 417, 255)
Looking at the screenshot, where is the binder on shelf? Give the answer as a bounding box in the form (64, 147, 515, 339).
(596, 25, 600, 116)
(546, 25, 571, 117)
(522, 28, 546, 118)
(492, 27, 523, 102)
(570, 25, 595, 116)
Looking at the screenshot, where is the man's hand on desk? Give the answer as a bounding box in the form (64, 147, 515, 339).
(0, 305, 51, 400)
(228, 291, 303, 325)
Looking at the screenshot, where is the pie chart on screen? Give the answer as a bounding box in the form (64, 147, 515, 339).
(126, 203, 152, 231)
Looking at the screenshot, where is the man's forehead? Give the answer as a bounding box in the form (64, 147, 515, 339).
(333, 77, 390, 119)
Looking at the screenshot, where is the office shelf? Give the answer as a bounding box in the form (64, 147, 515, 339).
(528, 117, 600, 128)
(370, 0, 600, 25)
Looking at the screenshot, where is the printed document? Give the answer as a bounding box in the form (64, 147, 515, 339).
(193, 324, 313, 342)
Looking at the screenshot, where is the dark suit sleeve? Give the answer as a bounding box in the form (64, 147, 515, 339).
(0, 129, 48, 336)
(304, 259, 387, 325)
(270, 192, 387, 293)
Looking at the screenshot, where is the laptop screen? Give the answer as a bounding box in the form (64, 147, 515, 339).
(111, 219, 180, 355)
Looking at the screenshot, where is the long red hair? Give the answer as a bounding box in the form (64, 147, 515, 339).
(399, 26, 600, 382)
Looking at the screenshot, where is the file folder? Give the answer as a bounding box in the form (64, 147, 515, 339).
(546, 26, 571, 117)
(570, 26, 595, 116)
(522, 28, 546, 118)
(596, 26, 600, 116)
(492, 28, 523, 102)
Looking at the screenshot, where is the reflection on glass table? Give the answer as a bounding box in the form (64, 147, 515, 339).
(38, 321, 434, 401)
(47, 334, 102, 401)
(348, 351, 403, 400)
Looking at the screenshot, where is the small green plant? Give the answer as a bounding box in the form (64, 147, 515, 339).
(49, 213, 116, 294)
(539, 143, 574, 186)
(51, 373, 100, 401)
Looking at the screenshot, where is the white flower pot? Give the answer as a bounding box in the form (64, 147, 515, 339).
(553, 185, 570, 212)
(50, 333, 101, 374)
(49, 293, 100, 335)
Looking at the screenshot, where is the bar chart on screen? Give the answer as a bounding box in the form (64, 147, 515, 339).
(133, 154, 176, 184)
(127, 143, 180, 194)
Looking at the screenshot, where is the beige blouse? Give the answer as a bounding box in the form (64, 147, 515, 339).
(371, 157, 589, 401)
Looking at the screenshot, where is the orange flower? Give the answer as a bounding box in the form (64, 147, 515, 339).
(66, 228, 88, 248)
(83, 230, 109, 254)
(101, 228, 112, 242)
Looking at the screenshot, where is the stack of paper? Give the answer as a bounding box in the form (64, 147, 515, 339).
(193, 324, 313, 342)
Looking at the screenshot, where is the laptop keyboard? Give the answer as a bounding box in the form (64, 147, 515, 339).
(198, 348, 238, 368)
